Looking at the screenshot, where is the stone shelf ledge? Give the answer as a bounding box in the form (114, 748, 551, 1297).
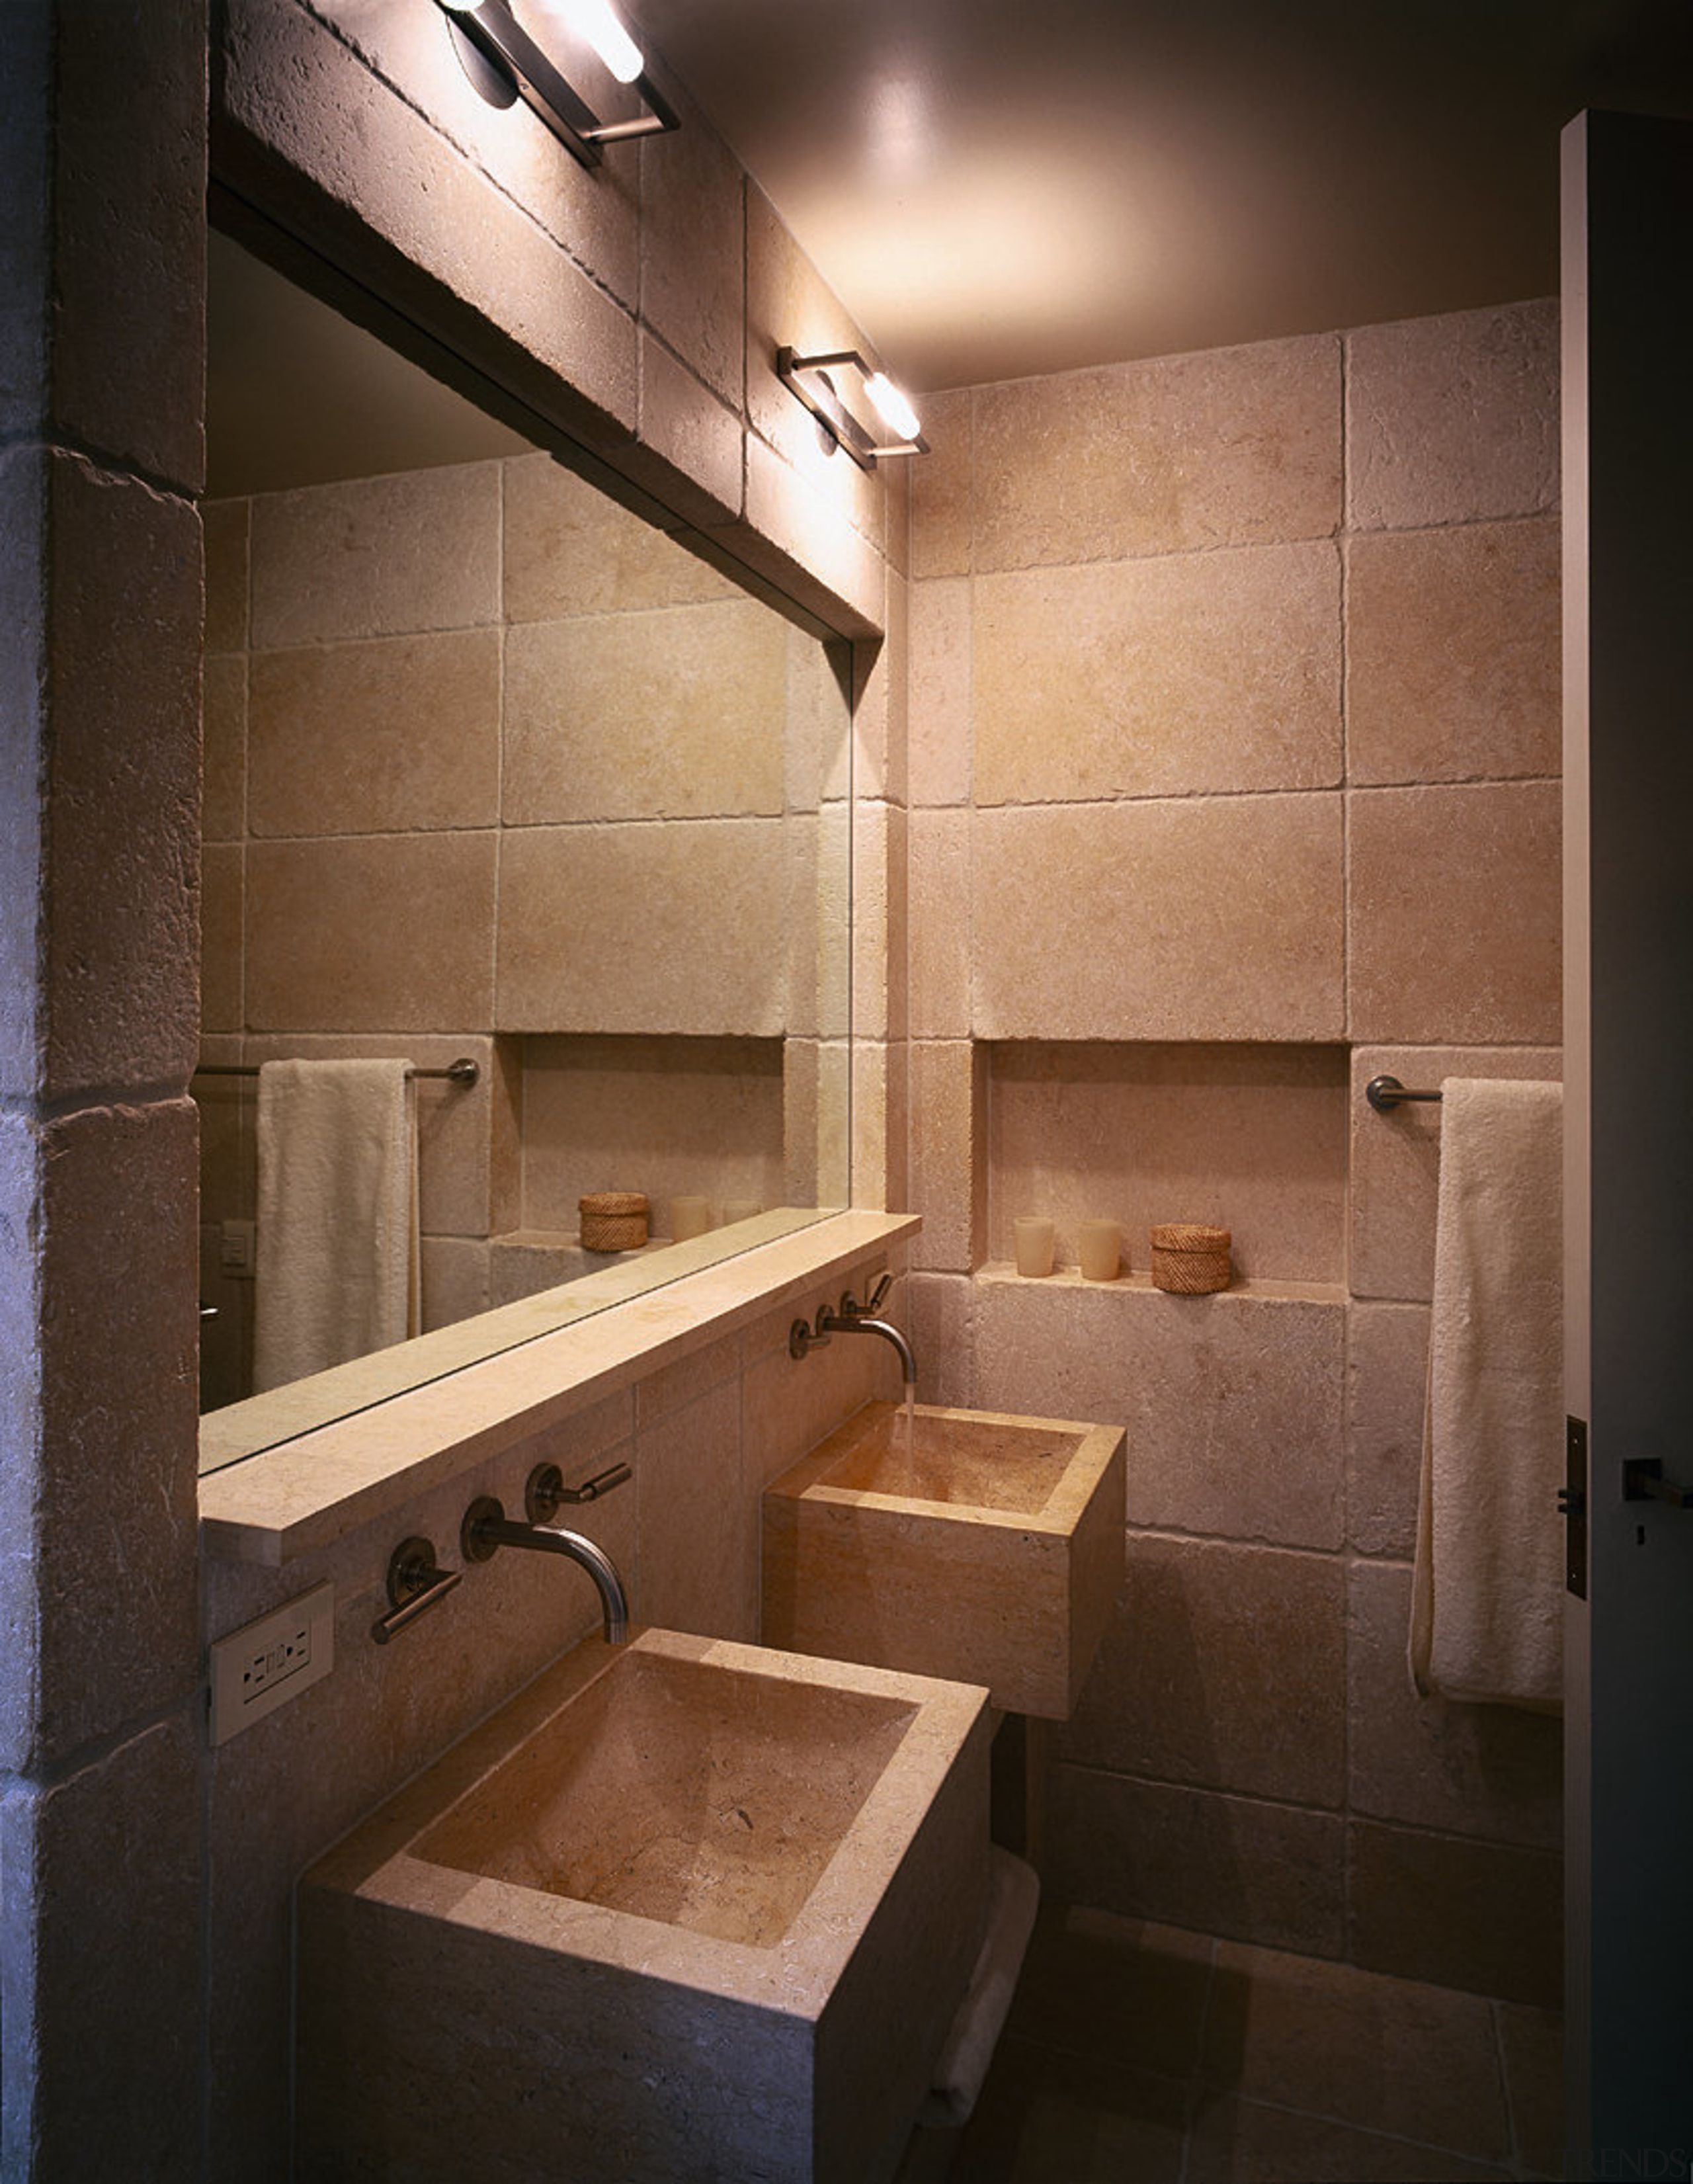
(975, 1264, 1346, 1307)
(200, 1210, 919, 1568)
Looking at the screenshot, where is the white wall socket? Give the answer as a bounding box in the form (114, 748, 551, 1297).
(208, 1581, 335, 1745)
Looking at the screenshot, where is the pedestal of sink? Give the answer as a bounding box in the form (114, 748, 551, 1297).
(762, 1402, 1126, 1720)
(296, 1628, 989, 2184)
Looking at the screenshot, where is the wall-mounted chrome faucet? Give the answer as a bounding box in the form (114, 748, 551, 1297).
(790, 1272, 917, 1388)
(461, 1460, 631, 1642)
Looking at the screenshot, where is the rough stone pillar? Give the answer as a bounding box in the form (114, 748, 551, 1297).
(0, 5, 209, 2175)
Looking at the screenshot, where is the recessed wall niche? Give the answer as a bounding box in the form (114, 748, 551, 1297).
(986, 1040, 1349, 1284)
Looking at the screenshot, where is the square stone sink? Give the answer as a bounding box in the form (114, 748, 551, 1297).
(297, 1627, 989, 2184)
(762, 1401, 1126, 1720)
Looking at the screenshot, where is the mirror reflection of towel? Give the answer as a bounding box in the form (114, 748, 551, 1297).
(253, 1059, 419, 1393)
(1409, 1078, 1563, 1712)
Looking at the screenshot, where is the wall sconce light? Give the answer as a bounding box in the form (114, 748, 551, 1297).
(776, 349, 929, 471)
(436, 0, 679, 170)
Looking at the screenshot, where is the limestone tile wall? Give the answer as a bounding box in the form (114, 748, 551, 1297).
(903, 299, 1564, 2005)
(200, 1249, 903, 2181)
(201, 452, 841, 1398)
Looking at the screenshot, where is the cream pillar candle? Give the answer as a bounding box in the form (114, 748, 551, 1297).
(722, 1198, 760, 1225)
(1077, 1220, 1122, 1281)
(670, 1195, 710, 1241)
(1013, 1217, 1056, 1277)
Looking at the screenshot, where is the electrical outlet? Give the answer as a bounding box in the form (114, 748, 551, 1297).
(208, 1582, 334, 1744)
(219, 1219, 256, 1277)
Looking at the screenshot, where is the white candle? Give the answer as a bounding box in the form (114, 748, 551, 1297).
(1077, 1220, 1122, 1281)
(1013, 1217, 1056, 1278)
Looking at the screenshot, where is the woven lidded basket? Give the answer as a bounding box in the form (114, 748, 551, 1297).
(1150, 1223, 1231, 1294)
(579, 1191, 649, 1253)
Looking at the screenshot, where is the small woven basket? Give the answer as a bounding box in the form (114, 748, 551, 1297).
(1150, 1223, 1231, 1294)
(579, 1191, 649, 1253)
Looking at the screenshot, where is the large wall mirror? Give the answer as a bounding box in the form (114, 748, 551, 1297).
(199, 228, 852, 1474)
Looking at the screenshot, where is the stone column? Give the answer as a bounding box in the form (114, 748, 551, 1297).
(0, 5, 209, 2175)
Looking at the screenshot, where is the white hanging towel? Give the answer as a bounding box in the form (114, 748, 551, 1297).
(253, 1059, 420, 1394)
(1409, 1078, 1563, 1711)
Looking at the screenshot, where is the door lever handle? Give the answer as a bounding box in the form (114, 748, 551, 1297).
(1623, 1458, 1693, 1509)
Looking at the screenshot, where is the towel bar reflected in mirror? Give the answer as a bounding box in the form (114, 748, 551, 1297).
(192, 1058, 480, 1087)
(1365, 1074, 1444, 1112)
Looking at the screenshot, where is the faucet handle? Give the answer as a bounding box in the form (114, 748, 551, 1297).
(526, 1459, 632, 1523)
(838, 1271, 894, 1319)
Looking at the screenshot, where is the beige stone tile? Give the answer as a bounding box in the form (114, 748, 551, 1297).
(202, 653, 247, 843)
(517, 1033, 784, 1231)
(972, 796, 1344, 1041)
(852, 800, 891, 1043)
(852, 1038, 891, 1210)
(41, 452, 200, 1096)
(782, 1038, 821, 1206)
(420, 1236, 490, 1333)
(203, 497, 249, 653)
(310, 0, 640, 306)
(1348, 1046, 1563, 1300)
(909, 388, 972, 579)
(249, 464, 501, 648)
(0, 1101, 200, 1767)
(1347, 517, 1561, 786)
(882, 447, 911, 581)
(636, 1378, 755, 1641)
(784, 812, 821, 1039)
(973, 333, 1341, 572)
(908, 577, 971, 808)
(219, 0, 638, 454)
(1048, 1765, 1346, 1959)
(1200, 1938, 1510, 2158)
(744, 184, 884, 552)
(886, 803, 909, 1048)
(0, 1712, 202, 2179)
(640, 101, 745, 411)
(245, 834, 495, 1032)
(1346, 300, 1559, 531)
(1348, 1819, 1563, 2006)
(1348, 783, 1561, 1044)
(503, 601, 784, 824)
(733, 435, 886, 635)
(497, 819, 786, 1034)
(634, 1328, 742, 1429)
(904, 1273, 975, 1409)
(846, 619, 897, 807)
(1498, 2002, 1565, 2177)
(1189, 2097, 1512, 2183)
(248, 629, 500, 837)
(48, 1, 204, 488)
(1347, 1562, 1562, 1848)
(951, 2035, 1192, 2182)
(501, 452, 736, 622)
(1346, 1302, 1429, 1558)
(975, 541, 1342, 804)
(1060, 1536, 1345, 1804)
(987, 1040, 1347, 1284)
(909, 1040, 984, 1274)
(632, 332, 743, 526)
(200, 844, 243, 1035)
(909, 807, 971, 1042)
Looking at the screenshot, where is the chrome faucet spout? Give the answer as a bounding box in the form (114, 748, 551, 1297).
(817, 1310, 917, 1388)
(461, 1497, 630, 1642)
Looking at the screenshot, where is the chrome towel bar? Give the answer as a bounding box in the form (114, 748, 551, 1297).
(194, 1056, 479, 1087)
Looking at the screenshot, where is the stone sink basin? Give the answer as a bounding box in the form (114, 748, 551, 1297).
(297, 1627, 989, 2184)
(762, 1401, 1126, 1720)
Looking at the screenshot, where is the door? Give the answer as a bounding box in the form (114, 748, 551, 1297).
(1562, 107, 1693, 2173)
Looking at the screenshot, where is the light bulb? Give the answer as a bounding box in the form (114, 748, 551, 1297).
(562, 0, 643, 82)
(864, 371, 921, 443)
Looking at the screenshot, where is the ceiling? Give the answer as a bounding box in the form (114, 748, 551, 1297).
(616, 0, 1693, 391)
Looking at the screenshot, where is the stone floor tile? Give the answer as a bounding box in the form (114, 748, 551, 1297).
(1002, 1907, 1215, 2079)
(948, 2037, 1190, 2183)
(1187, 2095, 1514, 2183)
(1200, 1939, 1511, 2160)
